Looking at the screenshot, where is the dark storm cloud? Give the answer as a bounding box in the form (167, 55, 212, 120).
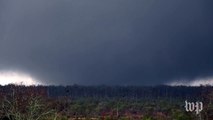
(0, 0, 213, 85)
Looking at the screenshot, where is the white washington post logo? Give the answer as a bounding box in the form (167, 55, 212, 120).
(185, 100, 203, 114)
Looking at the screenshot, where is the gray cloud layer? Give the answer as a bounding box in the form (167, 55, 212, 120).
(0, 0, 213, 85)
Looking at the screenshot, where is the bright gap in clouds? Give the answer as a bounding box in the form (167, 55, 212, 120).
(0, 71, 41, 86)
(167, 77, 213, 86)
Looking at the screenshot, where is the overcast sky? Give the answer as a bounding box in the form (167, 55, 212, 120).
(0, 0, 213, 85)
